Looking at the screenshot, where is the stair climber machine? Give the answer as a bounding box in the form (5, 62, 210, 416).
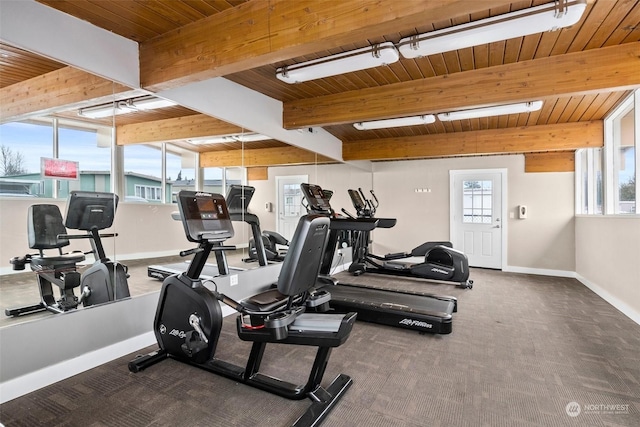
(129, 190, 357, 427)
(7, 191, 130, 317)
(345, 188, 473, 289)
(300, 183, 459, 335)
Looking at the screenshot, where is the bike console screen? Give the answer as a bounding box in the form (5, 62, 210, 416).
(301, 183, 332, 214)
(178, 190, 234, 242)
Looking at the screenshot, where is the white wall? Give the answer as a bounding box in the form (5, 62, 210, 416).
(251, 155, 576, 273)
(575, 216, 640, 324)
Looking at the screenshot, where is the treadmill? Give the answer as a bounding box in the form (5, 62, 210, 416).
(301, 183, 458, 334)
(147, 185, 268, 281)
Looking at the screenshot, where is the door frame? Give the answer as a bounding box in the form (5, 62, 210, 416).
(275, 175, 308, 239)
(449, 168, 508, 270)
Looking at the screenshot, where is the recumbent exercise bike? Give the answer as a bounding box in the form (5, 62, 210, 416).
(7, 191, 130, 317)
(129, 190, 356, 427)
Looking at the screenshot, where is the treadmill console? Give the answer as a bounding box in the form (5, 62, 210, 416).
(300, 183, 332, 214)
(177, 190, 234, 243)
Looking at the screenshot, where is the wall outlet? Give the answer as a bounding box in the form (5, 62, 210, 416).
(230, 274, 238, 286)
(337, 249, 343, 256)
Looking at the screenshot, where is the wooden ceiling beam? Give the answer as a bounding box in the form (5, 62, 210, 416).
(140, 0, 512, 91)
(342, 121, 603, 161)
(200, 146, 333, 168)
(0, 66, 142, 123)
(116, 114, 243, 145)
(284, 42, 640, 129)
(525, 151, 576, 173)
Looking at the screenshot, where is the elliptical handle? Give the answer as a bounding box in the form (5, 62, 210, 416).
(369, 189, 380, 209)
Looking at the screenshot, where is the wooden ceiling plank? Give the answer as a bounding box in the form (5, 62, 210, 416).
(116, 114, 244, 145)
(37, 0, 161, 42)
(140, 0, 513, 91)
(558, 96, 585, 123)
(283, 42, 640, 129)
(0, 66, 140, 123)
(342, 121, 603, 161)
(567, 0, 613, 52)
(584, 0, 636, 50)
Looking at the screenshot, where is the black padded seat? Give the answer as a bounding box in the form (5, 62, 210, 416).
(30, 252, 85, 268)
(27, 204, 86, 268)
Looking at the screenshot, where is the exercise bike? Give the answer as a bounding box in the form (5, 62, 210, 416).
(129, 190, 356, 427)
(345, 188, 473, 289)
(6, 191, 131, 317)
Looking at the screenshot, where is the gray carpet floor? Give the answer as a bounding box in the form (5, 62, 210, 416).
(1, 266, 639, 426)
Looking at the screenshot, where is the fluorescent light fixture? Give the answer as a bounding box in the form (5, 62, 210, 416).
(398, 0, 587, 58)
(354, 115, 436, 130)
(276, 42, 399, 84)
(131, 95, 177, 110)
(78, 101, 136, 119)
(437, 101, 543, 121)
(188, 134, 272, 145)
(78, 96, 177, 119)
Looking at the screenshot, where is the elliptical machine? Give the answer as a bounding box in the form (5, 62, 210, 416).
(129, 190, 356, 427)
(345, 188, 473, 289)
(6, 191, 131, 317)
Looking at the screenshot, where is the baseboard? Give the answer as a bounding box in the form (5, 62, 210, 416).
(576, 274, 640, 326)
(0, 331, 156, 404)
(503, 265, 577, 278)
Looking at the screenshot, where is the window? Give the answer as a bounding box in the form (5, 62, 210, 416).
(0, 120, 53, 197)
(462, 180, 493, 223)
(612, 102, 636, 213)
(167, 148, 196, 202)
(123, 144, 163, 201)
(577, 89, 638, 215)
(576, 148, 603, 215)
(58, 121, 112, 196)
(135, 185, 161, 201)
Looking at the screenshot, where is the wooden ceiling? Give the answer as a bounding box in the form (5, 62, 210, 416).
(1, 0, 639, 170)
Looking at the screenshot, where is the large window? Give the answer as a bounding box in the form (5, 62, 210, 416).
(1, 117, 245, 202)
(577, 90, 638, 215)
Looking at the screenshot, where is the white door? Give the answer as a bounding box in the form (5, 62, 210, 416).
(450, 169, 505, 269)
(276, 175, 308, 241)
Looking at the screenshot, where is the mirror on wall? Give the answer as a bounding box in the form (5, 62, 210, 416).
(0, 85, 126, 326)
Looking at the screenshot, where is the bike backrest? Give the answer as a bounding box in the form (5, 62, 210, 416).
(276, 215, 329, 297)
(28, 204, 70, 250)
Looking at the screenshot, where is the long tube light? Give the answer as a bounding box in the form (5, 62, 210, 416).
(275, 1, 586, 83)
(354, 101, 543, 130)
(398, 0, 587, 59)
(78, 95, 177, 119)
(437, 101, 543, 121)
(276, 42, 399, 84)
(188, 134, 272, 145)
(354, 115, 436, 130)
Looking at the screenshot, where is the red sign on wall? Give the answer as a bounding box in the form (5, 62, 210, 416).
(41, 158, 80, 180)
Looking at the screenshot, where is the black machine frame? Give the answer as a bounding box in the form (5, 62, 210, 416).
(6, 191, 129, 317)
(300, 183, 459, 334)
(345, 187, 473, 289)
(130, 190, 356, 427)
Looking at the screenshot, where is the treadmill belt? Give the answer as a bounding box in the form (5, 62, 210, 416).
(327, 285, 454, 317)
(322, 283, 456, 334)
